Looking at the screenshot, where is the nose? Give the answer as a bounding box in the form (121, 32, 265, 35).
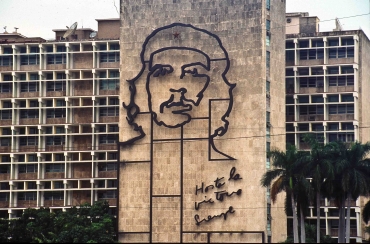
(169, 88, 187, 102)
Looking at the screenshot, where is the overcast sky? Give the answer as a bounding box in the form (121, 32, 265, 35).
(0, 0, 369, 39)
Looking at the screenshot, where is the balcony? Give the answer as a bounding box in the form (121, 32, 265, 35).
(299, 115, 324, 122)
(43, 199, 64, 207)
(328, 114, 354, 121)
(330, 228, 357, 238)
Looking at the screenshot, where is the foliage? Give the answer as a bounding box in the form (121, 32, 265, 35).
(279, 224, 334, 243)
(0, 201, 117, 243)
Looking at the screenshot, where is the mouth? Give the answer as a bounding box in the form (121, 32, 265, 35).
(169, 104, 192, 114)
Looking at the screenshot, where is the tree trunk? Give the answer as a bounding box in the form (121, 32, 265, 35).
(300, 206, 306, 243)
(338, 204, 343, 243)
(316, 191, 321, 243)
(338, 194, 346, 243)
(345, 193, 351, 243)
(291, 192, 299, 243)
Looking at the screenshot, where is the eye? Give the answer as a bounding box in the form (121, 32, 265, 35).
(152, 65, 174, 77)
(181, 68, 198, 79)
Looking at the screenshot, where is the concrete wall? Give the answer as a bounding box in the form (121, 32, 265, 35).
(119, 0, 286, 242)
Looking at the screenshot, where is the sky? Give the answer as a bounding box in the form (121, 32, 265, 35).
(0, 0, 369, 39)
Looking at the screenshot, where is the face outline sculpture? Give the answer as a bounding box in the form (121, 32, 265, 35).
(147, 48, 211, 128)
(121, 23, 236, 160)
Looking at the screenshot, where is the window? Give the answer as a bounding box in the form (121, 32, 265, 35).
(27, 182, 37, 189)
(312, 40, 324, 47)
(298, 68, 309, 76)
(286, 42, 295, 49)
(329, 47, 354, 59)
(328, 104, 354, 114)
(55, 154, 64, 161)
(342, 38, 354, 46)
(298, 96, 309, 103)
(47, 81, 66, 91)
(20, 109, 39, 118)
(46, 108, 66, 118)
(18, 192, 37, 201)
(56, 100, 66, 106)
(47, 54, 66, 64)
(54, 181, 64, 189)
(329, 133, 354, 143)
(56, 46, 66, 52)
(98, 162, 117, 171)
(266, 20, 271, 31)
(99, 78, 119, 90)
(99, 107, 119, 116)
(2, 128, 11, 135)
(328, 39, 339, 46)
(44, 191, 64, 200)
(342, 123, 354, 130)
(20, 82, 38, 92)
(328, 76, 354, 86)
(109, 98, 119, 105)
(286, 124, 295, 132)
(0, 56, 13, 66)
(28, 154, 37, 162)
(266, 111, 270, 123)
(0, 193, 9, 202)
(109, 125, 119, 132)
(0, 83, 12, 93)
(285, 96, 294, 104)
(286, 50, 294, 62)
(55, 127, 65, 134)
(45, 127, 53, 134)
(266, 0, 270, 10)
(266, 51, 270, 68)
(328, 95, 339, 102)
(266, 33, 271, 47)
(29, 100, 38, 107)
(299, 105, 324, 115)
(100, 52, 119, 63)
(0, 165, 10, 174)
(2, 155, 10, 162)
(266, 126, 270, 138)
(19, 164, 37, 173)
(0, 110, 12, 120)
(1, 138, 10, 146)
(45, 163, 65, 173)
(109, 43, 120, 50)
(99, 135, 116, 144)
(311, 95, 324, 103)
(20, 137, 38, 146)
(341, 66, 354, 74)
(46, 136, 65, 146)
(328, 67, 339, 74)
(286, 68, 294, 76)
(298, 123, 309, 131)
(20, 54, 39, 65)
(300, 49, 324, 60)
(311, 67, 324, 75)
(341, 94, 354, 102)
(266, 142, 270, 153)
(98, 190, 117, 199)
(312, 123, 324, 131)
(299, 40, 309, 48)
(266, 81, 270, 93)
(108, 153, 117, 160)
(328, 123, 339, 131)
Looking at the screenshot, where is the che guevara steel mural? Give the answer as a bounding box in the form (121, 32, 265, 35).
(119, 23, 253, 242)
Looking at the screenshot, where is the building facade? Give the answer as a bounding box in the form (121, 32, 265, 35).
(285, 12, 370, 242)
(0, 19, 120, 219)
(118, 0, 287, 243)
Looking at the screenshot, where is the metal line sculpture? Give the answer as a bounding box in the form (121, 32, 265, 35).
(120, 22, 236, 161)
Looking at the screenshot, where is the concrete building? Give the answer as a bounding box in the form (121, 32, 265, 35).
(118, 0, 286, 243)
(285, 12, 370, 242)
(0, 19, 120, 218)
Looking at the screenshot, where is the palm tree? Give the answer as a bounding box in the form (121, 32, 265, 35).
(299, 135, 336, 243)
(261, 145, 304, 243)
(362, 200, 370, 224)
(333, 141, 370, 243)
